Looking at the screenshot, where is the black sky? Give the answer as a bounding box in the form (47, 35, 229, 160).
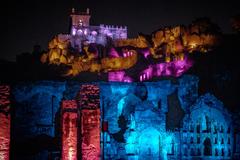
(3, 0, 239, 61)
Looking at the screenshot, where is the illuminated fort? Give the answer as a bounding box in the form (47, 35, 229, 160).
(0, 9, 240, 160)
(69, 8, 127, 51)
(39, 8, 222, 82)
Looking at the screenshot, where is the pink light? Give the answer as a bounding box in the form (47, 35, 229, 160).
(62, 100, 78, 160)
(143, 74, 146, 80)
(138, 56, 193, 81)
(0, 85, 10, 160)
(106, 54, 193, 82)
(165, 65, 172, 76)
(109, 48, 120, 58)
(141, 49, 151, 58)
(91, 31, 97, 36)
(141, 66, 153, 81)
(81, 109, 100, 160)
(79, 85, 100, 159)
(108, 71, 125, 82)
(123, 76, 133, 83)
(155, 64, 164, 76)
(173, 57, 193, 77)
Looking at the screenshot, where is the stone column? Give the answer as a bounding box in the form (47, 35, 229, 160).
(0, 85, 11, 160)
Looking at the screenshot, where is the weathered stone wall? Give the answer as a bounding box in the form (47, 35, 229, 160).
(0, 85, 11, 160)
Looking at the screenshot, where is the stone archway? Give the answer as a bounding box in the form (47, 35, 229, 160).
(204, 137, 212, 156)
(138, 127, 161, 160)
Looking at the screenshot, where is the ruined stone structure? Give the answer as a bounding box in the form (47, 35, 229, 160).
(0, 85, 11, 160)
(1, 8, 239, 160)
(7, 75, 240, 160)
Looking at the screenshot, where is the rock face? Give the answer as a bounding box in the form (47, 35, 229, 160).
(9, 75, 239, 160)
(40, 16, 220, 81)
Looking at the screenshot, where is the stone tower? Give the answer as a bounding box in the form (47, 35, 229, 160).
(70, 8, 91, 27)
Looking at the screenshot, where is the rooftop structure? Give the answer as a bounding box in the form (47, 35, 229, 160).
(69, 8, 127, 50)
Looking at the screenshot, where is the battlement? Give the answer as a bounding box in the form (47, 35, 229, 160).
(69, 8, 128, 41)
(71, 8, 90, 15)
(99, 24, 127, 30)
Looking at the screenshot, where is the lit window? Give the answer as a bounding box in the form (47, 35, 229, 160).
(79, 19, 83, 26)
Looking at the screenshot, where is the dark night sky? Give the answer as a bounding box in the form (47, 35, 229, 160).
(3, 0, 239, 61)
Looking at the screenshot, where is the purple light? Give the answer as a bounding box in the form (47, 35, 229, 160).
(140, 49, 151, 58)
(140, 75, 143, 82)
(108, 71, 125, 82)
(173, 57, 193, 77)
(109, 48, 120, 58)
(123, 51, 133, 58)
(123, 76, 133, 83)
(84, 29, 88, 35)
(91, 31, 97, 36)
(107, 56, 192, 83)
(139, 56, 193, 81)
(72, 28, 77, 36)
(139, 66, 153, 81)
(77, 29, 83, 35)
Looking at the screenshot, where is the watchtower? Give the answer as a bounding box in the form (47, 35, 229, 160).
(70, 8, 91, 27)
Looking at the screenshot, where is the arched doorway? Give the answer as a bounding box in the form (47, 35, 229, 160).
(204, 137, 212, 156)
(139, 127, 161, 160)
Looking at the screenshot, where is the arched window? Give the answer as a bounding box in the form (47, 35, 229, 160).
(190, 148, 195, 156)
(79, 19, 83, 26)
(228, 148, 231, 156)
(215, 148, 218, 156)
(221, 148, 224, 156)
(204, 137, 212, 156)
(197, 124, 200, 133)
(214, 125, 217, 133)
(197, 148, 201, 156)
(197, 136, 200, 144)
(227, 127, 231, 133)
(220, 125, 224, 133)
(190, 124, 194, 132)
(205, 116, 211, 133)
(184, 147, 188, 156)
(228, 137, 230, 144)
(171, 140, 175, 155)
(190, 137, 194, 144)
(183, 136, 187, 144)
(157, 99, 161, 110)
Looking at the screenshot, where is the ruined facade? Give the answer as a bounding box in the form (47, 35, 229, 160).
(6, 75, 239, 160)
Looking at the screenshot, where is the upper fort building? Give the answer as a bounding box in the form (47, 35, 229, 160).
(69, 8, 127, 51)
